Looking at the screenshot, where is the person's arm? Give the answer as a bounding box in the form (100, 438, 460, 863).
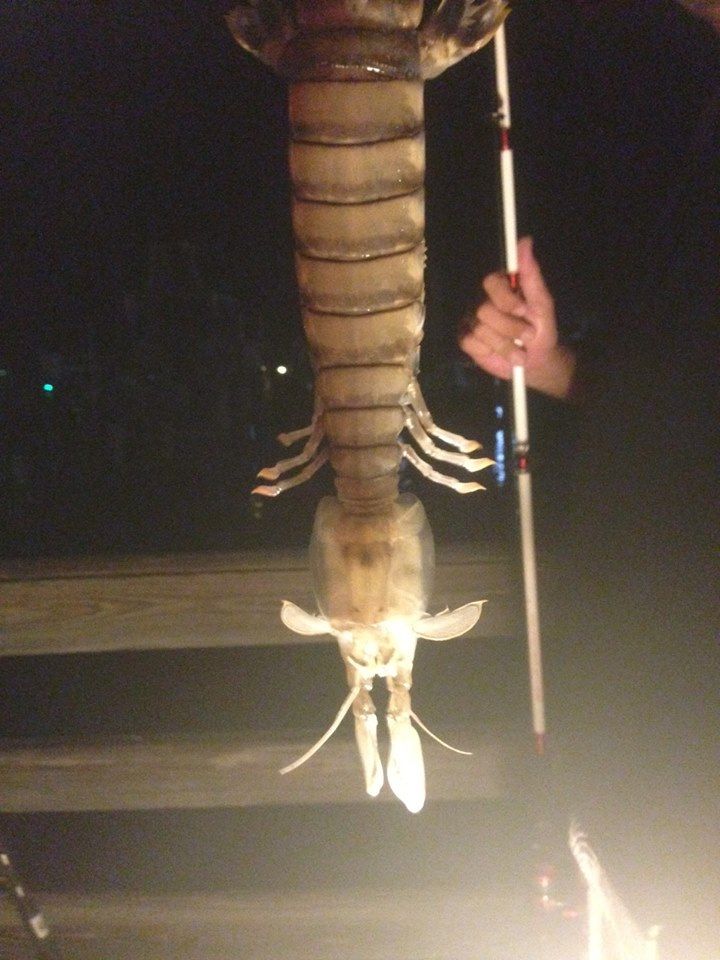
(459, 236, 577, 401)
(676, 0, 720, 33)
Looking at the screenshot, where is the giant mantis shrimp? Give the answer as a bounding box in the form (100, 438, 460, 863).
(227, 0, 507, 812)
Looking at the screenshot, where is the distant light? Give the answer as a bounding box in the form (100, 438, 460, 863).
(0, 369, 8, 378)
(42, 383, 54, 393)
(276, 365, 288, 375)
(494, 427, 506, 487)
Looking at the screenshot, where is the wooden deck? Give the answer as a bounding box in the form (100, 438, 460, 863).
(1, 544, 520, 655)
(0, 725, 518, 812)
(0, 544, 546, 960)
(0, 886, 579, 960)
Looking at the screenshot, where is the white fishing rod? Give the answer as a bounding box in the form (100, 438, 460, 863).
(493, 19, 546, 755)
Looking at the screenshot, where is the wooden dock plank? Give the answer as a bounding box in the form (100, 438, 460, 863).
(0, 885, 564, 960)
(0, 724, 522, 812)
(0, 545, 520, 656)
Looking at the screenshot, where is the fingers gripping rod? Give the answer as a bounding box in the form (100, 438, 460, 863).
(493, 20, 546, 755)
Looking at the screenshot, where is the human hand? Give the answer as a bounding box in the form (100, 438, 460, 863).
(676, 0, 720, 33)
(459, 236, 576, 400)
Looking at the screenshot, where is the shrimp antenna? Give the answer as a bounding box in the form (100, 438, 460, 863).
(410, 711, 473, 756)
(279, 685, 360, 775)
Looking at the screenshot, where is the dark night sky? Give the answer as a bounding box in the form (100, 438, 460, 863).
(2, 0, 718, 354)
(0, 0, 718, 561)
(0, 0, 717, 541)
(0, 0, 718, 557)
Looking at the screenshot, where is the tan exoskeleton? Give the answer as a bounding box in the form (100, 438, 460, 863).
(226, 0, 508, 811)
